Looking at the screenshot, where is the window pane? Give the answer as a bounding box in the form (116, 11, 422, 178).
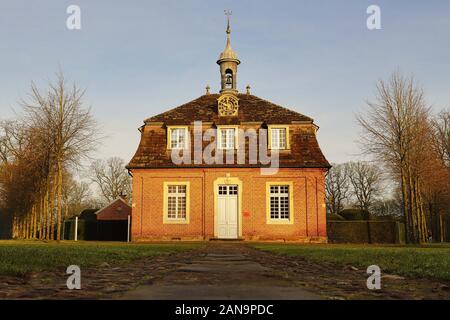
(271, 128, 286, 149)
(269, 185, 290, 220)
(278, 129, 286, 149)
(220, 128, 235, 149)
(227, 129, 235, 149)
(178, 196, 186, 219)
(167, 184, 187, 220)
(271, 129, 279, 149)
(220, 129, 227, 149)
(270, 196, 279, 219)
(168, 196, 177, 219)
(171, 128, 186, 149)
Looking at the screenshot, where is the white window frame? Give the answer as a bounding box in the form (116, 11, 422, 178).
(266, 182, 294, 224)
(167, 126, 188, 150)
(268, 125, 290, 150)
(163, 182, 190, 224)
(217, 126, 238, 150)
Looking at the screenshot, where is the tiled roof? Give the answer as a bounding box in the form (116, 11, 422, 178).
(128, 94, 330, 169)
(145, 94, 313, 125)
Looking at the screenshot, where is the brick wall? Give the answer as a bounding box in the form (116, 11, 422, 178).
(130, 168, 327, 242)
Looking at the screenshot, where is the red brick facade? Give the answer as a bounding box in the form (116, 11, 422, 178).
(127, 23, 329, 242)
(130, 168, 327, 242)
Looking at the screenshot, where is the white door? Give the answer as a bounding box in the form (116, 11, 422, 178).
(217, 185, 238, 239)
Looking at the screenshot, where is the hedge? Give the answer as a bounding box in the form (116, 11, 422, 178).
(327, 221, 405, 244)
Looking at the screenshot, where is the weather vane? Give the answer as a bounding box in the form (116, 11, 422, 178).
(224, 10, 232, 33)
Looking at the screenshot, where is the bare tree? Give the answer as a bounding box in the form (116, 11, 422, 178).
(63, 177, 92, 218)
(371, 197, 403, 219)
(0, 72, 99, 240)
(0, 119, 51, 239)
(90, 157, 131, 204)
(357, 72, 431, 243)
(346, 161, 382, 213)
(325, 163, 350, 214)
(431, 109, 450, 169)
(22, 72, 99, 240)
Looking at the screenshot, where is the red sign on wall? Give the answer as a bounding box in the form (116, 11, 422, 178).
(243, 211, 250, 217)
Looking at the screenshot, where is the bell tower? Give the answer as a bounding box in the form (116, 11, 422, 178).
(217, 10, 240, 94)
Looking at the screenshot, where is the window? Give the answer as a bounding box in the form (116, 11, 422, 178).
(268, 126, 289, 150)
(217, 127, 238, 150)
(269, 185, 290, 220)
(266, 182, 294, 224)
(163, 182, 190, 224)
(218, 185, 238, 195)
(271, 128, 286, 149)
(168, 127, 188, 150)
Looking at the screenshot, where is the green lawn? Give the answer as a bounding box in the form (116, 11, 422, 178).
(252, 243, 450, 281)
(0, 240, 202, 277)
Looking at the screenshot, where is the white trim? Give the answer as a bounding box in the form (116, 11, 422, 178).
(167, 126, 189, 150)
(217, 125, 239, 150)
(163, 181, 190, 224)
(268, 125, 290, 150)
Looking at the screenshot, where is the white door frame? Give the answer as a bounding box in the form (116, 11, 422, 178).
(213, 176, 243, 239)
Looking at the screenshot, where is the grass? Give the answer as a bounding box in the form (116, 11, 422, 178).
(0, 240, 202, 277)
(252, 243, 450, 281)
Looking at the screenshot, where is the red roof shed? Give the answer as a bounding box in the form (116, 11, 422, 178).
(96, 198, 131, 221)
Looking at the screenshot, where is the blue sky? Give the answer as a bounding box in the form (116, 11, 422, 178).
(1, 0, 449, 165)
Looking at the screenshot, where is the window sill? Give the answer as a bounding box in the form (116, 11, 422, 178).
(167, 148, 189, 151)
(266, 219, 294, 225)
(163, 219, 189, 225)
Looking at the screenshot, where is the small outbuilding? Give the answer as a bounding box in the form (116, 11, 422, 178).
(95, 197, 132, 241)
(64, 197, 131, 241)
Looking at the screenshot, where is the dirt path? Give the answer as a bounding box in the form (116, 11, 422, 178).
(1, 242, 449, 300)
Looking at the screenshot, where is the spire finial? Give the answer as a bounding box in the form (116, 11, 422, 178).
(224, 10, 232, 34)
(217, 10, 240, 94)
(205, 85, 211, 95)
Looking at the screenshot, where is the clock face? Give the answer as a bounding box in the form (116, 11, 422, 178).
(218, 94, 239, 116)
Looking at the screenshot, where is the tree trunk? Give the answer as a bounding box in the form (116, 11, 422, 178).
(31, 206, 35, 239)
(45, 187, 50, 240)
(401, 168, 412, 243)
(49, 174, 57, 240)
(56, 160, 63, 240)
(25, 214, 29, 239)
(38, 195, 44, 240)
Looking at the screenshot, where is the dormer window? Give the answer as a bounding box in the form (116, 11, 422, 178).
(167, 126, 188, 150)
(217, 126, 238, 150)
(268, 125, 290, 150)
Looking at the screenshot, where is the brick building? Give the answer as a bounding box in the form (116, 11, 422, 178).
(127, 16, 330, 242)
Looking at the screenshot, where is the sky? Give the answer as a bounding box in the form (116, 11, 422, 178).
(1, 0, 449, 167)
